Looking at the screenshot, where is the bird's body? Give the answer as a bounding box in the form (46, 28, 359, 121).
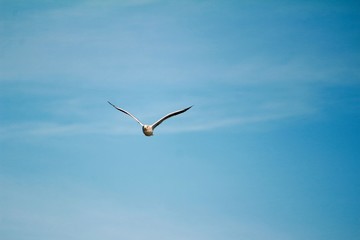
(142, 125, 154, 136)
(108, 101, 192, 136)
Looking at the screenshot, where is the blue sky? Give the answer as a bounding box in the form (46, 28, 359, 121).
(1, 0, 359, 239)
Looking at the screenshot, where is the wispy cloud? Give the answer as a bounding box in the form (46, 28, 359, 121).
(0, 98, 315, 138)
(1, 0, 357, 140)
(0, 177, 296, 240)
(0, 121, 133, 138)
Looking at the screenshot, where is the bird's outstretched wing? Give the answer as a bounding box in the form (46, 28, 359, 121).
(152, 106, 192, 129)
(108, 101, 144, 126)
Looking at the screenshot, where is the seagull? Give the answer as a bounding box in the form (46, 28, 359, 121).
(108, 101, 192, 136)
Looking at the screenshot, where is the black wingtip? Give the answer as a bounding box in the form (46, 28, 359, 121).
(108, 101, 118, 109)
(180, 105, 193, 113)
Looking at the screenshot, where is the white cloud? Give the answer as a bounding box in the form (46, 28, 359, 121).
(218, 55, 360, 86)
(0, 98, 314, 138)
(0, 177, 297, 240)
(1, 0, 356, 140)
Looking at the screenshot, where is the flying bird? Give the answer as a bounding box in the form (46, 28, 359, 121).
(108, 101, 192, 136)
